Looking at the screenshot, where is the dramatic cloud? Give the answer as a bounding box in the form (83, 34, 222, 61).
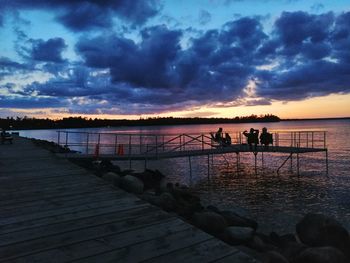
(0, 0, 161, 31)
(1, 6, 350, 115)
(29, 38, 67, 63)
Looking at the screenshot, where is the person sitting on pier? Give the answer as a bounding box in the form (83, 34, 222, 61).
(210, 127, 224, 146)
(260, 127, 273, 149)
(223, 133, 232, 146)
(1, 128, 13, 144)
(243, 128, 259, 150)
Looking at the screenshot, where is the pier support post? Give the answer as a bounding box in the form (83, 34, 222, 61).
(236, 152, 240, 175)
(188, 156, 192, 186)
(207, 154, 210, 181)
(254, 152, 258, 176)
(326, 149, 329, 176)
(297, 153, 300, 177)
(290, 154, 293, 173)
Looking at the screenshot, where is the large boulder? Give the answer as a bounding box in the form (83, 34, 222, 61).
(158, 192, 177, 212)
(134, 169, 165, 190)
(193, 211, 227, 235)
(296, 213, 350, 258)
(101, 172, 122, 186)
(219, 210, 258, 230)
(263, 251, 289, 263)
(294, 246, 347, 263)
(224, 226, 255, 245)
(121, 175, 144, 194)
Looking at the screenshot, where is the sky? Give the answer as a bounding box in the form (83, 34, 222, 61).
(0, 0, 349, 119)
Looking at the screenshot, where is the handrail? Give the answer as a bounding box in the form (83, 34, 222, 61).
(57, 130, 327, 156)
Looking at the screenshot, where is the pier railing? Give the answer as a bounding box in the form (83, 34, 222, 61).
(57, 130, 327, 157)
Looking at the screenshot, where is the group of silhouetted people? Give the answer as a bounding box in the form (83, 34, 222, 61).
(212, 127, 231, 146)
(243, 127, 273, 150)
(211, 127, 273, 149)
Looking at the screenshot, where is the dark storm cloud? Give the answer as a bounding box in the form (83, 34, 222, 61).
(29, 38, 67, 63)
(75, 16, 267, 108)
(255, 11, 350, 100)
(0, 57, 27, 70)
(0, 0, 160, 31)
(0, 96, 64, 109)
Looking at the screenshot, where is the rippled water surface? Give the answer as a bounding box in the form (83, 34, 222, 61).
(18, 119, 350, 233)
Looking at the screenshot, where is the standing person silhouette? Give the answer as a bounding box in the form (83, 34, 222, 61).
(243, 128, 259, 150)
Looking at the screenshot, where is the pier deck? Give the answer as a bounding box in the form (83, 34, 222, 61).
(0, 136, 256, 262)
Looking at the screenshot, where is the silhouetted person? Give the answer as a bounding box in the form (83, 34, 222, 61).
(223, 133, 231, 146)
(260, 127, 273, 149)
(215, 127, 223, 143)
(243, 128, 259, 150)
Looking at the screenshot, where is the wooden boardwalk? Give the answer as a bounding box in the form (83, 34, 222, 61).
(0, 136, 257, 262)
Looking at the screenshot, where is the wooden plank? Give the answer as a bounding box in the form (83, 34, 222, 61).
(14, 219, 194, 263)
(0, 209, 175, 261)
(0, 172, 100, 193)
(0, 190, 125, 218)
(0, 202, 149, 235)
(0, 193, 145, 226)
(141, 238, 238, 263)
(0, 205, 161, 247)
(0, 182, 113, 207)
(213, 251, 259, 263)
(72, 224, 213, 263)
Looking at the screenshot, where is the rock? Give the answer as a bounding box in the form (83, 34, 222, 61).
(172, 188, 203, 218)
(158, 192, 177, 211)
(101, 172, 122, 186)
(193, 211, 227, 235)
(224, 226, 255, 245)
(263, 251, 289, 263)
(280, 241, 308, 262)
(219, 210, 258, 230)
(294, 246, 347, 263)
(134, 169, 165, 190)
(248, 235, 270, 252)
(296, 213, 350, 258)
(121, 175, 144, 194)
(159, 178, 173, 193)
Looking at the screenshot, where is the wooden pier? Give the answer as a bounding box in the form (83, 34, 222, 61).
(57, 130, 328, 176)
(0, 136, 257, 262)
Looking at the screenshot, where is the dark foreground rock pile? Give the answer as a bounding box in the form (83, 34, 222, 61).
(76, 160, 350, 263)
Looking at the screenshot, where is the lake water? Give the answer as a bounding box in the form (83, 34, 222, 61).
(17, 119, 350, 234)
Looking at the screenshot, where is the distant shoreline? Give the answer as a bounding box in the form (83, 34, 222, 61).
(1, 115, 349, 131)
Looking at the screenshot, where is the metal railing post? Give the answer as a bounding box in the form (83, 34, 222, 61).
(155, 135, 158, 157)
(115, 135, 118, 155)
(57, 131, 60, 145)
(86, 133, 89, 154)
(65, 132, 68, 147)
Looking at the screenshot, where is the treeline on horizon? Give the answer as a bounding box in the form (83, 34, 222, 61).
(0, 114, 280, 130)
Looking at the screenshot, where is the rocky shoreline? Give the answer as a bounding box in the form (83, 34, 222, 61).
(73, 158, 350, 263)
(33, 138, 350, 263)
